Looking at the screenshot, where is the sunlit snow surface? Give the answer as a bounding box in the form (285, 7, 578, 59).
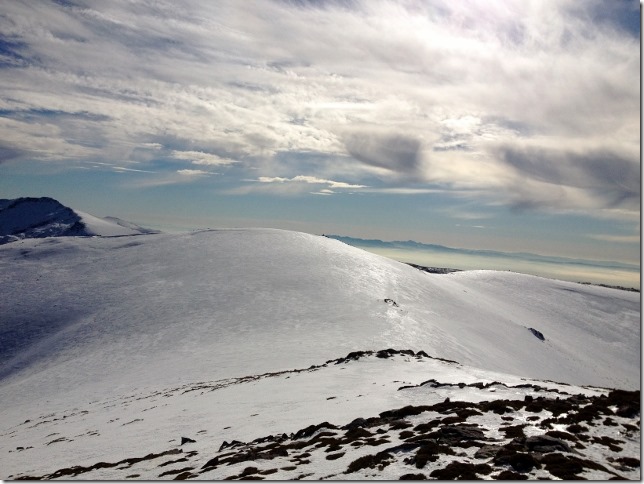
(0, 229, 639, 479)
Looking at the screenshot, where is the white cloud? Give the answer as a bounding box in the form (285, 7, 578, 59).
(0, 0, 638, 217)
(360, 187, 444, 195)
(176, 169, 212, 176)
(311, 189, 334, 196)
(256, 175, 366, 192)
(172, 151, 237, 166)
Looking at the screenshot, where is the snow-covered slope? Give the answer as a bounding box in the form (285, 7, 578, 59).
(0, 228, 639, 479)
(0, 197, 157, 244)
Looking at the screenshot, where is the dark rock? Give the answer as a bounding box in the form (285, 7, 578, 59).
(525, 435, 571, 453)
(591, 435, 624, 452)
(508, 453, 539, 473)
(173, 471, 193, 480)
(180, 437, 196, 445)
(380, 405, 433, 419)
(540, 453, 584, 479)
(240, 466, 259, 477)
(566, 424, 588, 434)
(616, 404, 639, 418)
(344, 427, 372, 440)
(345, 451, 393, 473)
(474, 445, 502, 460)
(158, 457, 189, 468)
(341, 351, 371, 362)
(482, 399, 515, 414)
(343, 417, 368, 430)
(376, 349, 393, 358)
(413, 442, 455, 468)
(384, 298, 399, 307)
(389, 419, 412, 430)
(441, 425, 485, 440)
(385, 442, 421, 454)
(326, 452, 345, 460)
(441, 416, 465, 425)
(219, 440, 244, 451)
(429, 462, 493, 479)
(399, 473, 426, 480)
(545, 430, 577, 442)
(614, 457, 640, 468)
(158, 466, 195, 478)
(201, 457, 219, 469)
(501, 425, 526, 438)
(528, 327, 545, 341)
(494, 450, 539, 473)
(293, 422, 337, 440)
(495, 470, 529, 480)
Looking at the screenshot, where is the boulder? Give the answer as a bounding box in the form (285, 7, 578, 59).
(525, 435, 571, 453)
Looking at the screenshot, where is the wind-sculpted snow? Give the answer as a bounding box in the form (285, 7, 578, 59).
(0, 228, 640, 479)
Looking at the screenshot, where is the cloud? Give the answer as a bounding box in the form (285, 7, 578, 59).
(123, 169, 214, 188)
(586, 233, 640, 244)
(88, 161, 152, 171)
(0, 0, 638, 219)
(176, 169, 212, 176)
(0, 144, 29, 164)
(110, 165, 156, 174)
(497, 145, 639, 211)
(344, 132, 423, 177)
(257, 175, 366, 189)
(360, 187, 444, 195)
(312, 189, 334, 196)
(172, 150, 238, 166)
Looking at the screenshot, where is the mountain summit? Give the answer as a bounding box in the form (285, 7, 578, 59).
(0, 197, 157, 244)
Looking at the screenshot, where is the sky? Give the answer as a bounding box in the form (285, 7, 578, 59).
(0, 0, 640, 267)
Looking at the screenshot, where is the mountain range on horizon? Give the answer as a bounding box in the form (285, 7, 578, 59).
(326, 234, 639, 272)
(1, 196, 637, 272)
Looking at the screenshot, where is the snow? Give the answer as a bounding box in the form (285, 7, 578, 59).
(0, 197, 153, 242)
(0, 226, 640, 479)
(74, 210, 150, 236)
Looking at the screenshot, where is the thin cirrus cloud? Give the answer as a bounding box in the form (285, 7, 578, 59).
(0, 0, 638, 220)
(172, 151, 238, 167)
(176, 169, 213, 176)
(587, 233, 640, 244)
(248, 175, 367, 195)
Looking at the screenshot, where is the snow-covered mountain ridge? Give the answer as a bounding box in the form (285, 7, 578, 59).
(0, 197, 157, 244)
(0, 224, 639, 479)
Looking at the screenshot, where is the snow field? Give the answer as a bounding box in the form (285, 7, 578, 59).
(0, 228, 639, 479)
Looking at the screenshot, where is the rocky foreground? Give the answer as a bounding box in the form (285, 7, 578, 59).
(8, 350, 640, 480)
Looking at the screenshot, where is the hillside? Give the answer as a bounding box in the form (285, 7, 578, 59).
(0, 197, 157, 244)
(0, 228, 639, 479)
